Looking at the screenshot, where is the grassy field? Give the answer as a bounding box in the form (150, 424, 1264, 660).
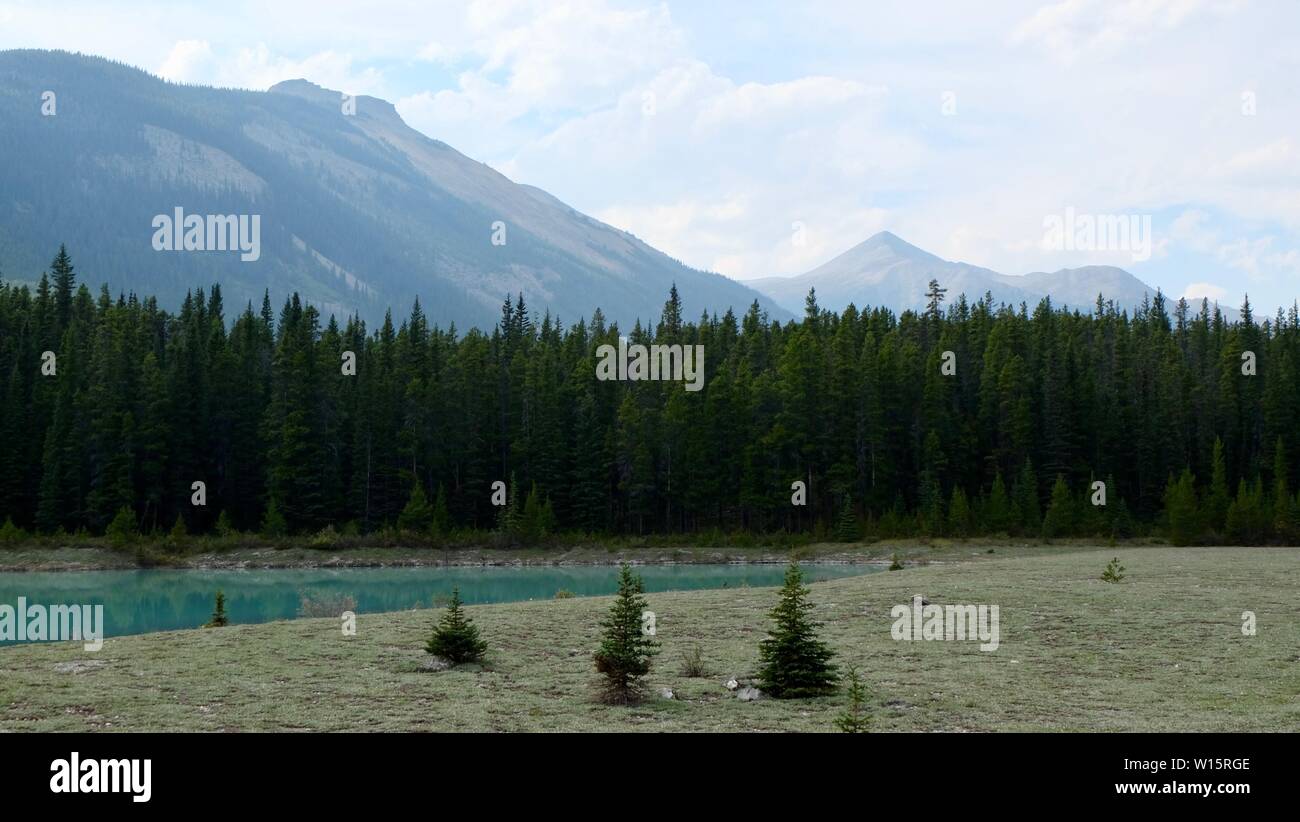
(1, 545, 1297, 732)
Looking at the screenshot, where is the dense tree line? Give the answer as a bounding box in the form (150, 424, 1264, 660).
(2, 246, 1298, 545)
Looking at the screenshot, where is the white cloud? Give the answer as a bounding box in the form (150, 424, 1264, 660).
(157, 40, 214, 83)
(1010, 0, 1242, 63)
(1183, 281, 1228, 301)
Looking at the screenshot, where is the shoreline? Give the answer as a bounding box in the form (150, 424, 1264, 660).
(0, 537, 1169, 573)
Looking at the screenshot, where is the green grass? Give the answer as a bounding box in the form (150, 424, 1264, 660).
(1, 545, 1296, 731)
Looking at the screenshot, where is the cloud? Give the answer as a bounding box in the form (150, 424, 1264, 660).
(157, 40, 214, 83)
(1010, 0, 1242, 63)
(1182, 281, 1228, 301)
(154, 39, 387, 95)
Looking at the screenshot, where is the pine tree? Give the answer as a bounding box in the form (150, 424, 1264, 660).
(947, 486, 972, 537)
(50, 245, 76, 331)
(1225, 478, 1267, 545)
(215, 510, 235, 537)
(425, 587, 487, 664)
(985, 471, 1013, 534)
(260, 497, 288, 537)
(835, 667, 871, 733)
(1013, 458, 1041, 534)
(1270, 437, 1295, 541)
(206, 591, 229, 627)
(1207, 437, 1231, 535)
(1163, 469, 1201, 546)
(834, 495, 860, 542)
(757, 560, 837, 698)
(593, 564, 659, 704)
(431, 483, 452, 534)
(521, 482, 546, 542)
(105, 505, 136, 547)
(397, 477, 433, 533)
(1041, 474, 1075, 538)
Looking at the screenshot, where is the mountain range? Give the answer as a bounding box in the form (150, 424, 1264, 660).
(0, 50, 1158, 329)
(748, 231, 1156, 315)
(0, 49, 787, 329)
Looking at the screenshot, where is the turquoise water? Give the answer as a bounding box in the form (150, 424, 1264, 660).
(0, 563, 879, 642)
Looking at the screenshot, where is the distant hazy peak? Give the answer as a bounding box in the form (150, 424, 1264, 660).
(845, 230, 944, 263)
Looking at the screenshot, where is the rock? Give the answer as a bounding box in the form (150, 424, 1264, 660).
(725, 678, 739, 690)
(420, 656, 454, 672)
(737, 686, 764, 702)
(659, 688, 675, 700)
(53, 660, 105, 674)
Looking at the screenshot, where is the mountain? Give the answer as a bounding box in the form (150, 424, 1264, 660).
(0, 50, 788, 328)
(750, 231, 1155, 314)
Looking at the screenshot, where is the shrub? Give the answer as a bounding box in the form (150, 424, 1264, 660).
(679, 644, 708, 678)
(308, 525, 340, 549)
(1101, 557, 1125, 583)
(593, 564, 659, 704)
(757, 560, 837, 698)
(553, 589, 576, 599)
(0, 516, 27, 545)
(888, 552, 903, 571)
(836, 668, 871, 733)
(425, 588, 487, 664)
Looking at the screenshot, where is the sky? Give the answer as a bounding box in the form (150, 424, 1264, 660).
(2, 0, 1299, 313)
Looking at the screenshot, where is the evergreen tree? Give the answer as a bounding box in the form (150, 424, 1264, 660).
(1012, 458, 1041, 534)
(1163, 469, 1201, 546)
(834, 495, 860, 542)
(397, 477, 433, 532)
(947, 486, 972, 537)
(431, 484, 452, 534)
(206, 591, 229, 627)
(836, 667, 871, 733)
(1271, 437, 1296, 541)
(593, 564, 659, 704)
(757, 560, 837, 698)
(260, 497, 288, 537)
(105, 505, 136, 547)
(985, 471, 1013, 534)
(1206, 437, 1231, 535)
(1041, 474, 1075, 538)
(425, 587, 488, 664)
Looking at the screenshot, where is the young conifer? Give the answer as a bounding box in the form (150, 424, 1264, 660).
(757, 560, 837, 698)
(425, 587, 487, 663)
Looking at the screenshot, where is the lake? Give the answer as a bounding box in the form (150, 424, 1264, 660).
(0, 563, 880, 643)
